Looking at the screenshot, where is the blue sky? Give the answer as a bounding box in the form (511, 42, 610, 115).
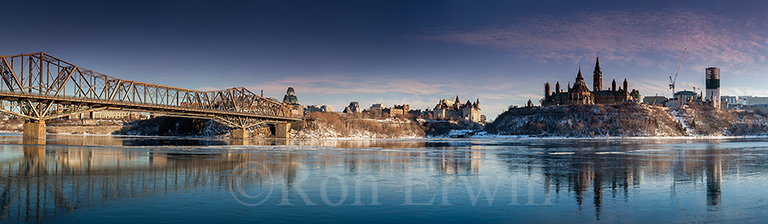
(2, 0, 767, 120)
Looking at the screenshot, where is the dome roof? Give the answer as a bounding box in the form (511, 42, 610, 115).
(286, 87, 296, 96)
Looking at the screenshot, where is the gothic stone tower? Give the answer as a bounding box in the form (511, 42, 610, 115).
(568, 68, 593, 105)
(593, 57, 603, 91)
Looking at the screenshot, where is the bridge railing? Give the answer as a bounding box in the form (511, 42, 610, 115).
(0, 52, 295, 119)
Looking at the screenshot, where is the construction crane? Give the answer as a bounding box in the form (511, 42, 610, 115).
(669, 48, 686, 96)
(682, 83, 703, 102)
(683, 83, 701, 98)
(682, 83, 701, 93)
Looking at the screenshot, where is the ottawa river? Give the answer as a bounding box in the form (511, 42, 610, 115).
(1, 134, 767, 223)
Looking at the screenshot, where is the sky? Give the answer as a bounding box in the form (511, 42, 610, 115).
(2, 0, 767, 120)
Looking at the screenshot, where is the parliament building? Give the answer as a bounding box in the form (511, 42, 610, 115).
(542, 57, 640, 106)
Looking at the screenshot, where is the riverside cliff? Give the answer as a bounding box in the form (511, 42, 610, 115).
(290, 112, 426, 139)
(487, 103, 768, 137)
(4, 103, 765, 139)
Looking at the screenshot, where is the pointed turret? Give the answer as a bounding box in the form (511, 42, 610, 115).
(567, 82, 571, 90)
(475, 98, 480, 108)
(556, 82, 561, 93)
(594, 57, 602, 74)
(623, 79, 628, 94)
(576, 67, 584, 81)
(544, 82, 551, 98)
(611, 79, 617, 92)
(593, 57, 602, 91)
(454, 96, 461, 107)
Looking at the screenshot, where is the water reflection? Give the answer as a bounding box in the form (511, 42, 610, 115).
(705, 147, 722, 209)
(529, 141, 737, 219)
(1, 145, 306, 222)
(0, 137, 765, 222)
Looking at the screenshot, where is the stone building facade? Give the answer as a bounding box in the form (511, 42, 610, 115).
(304, 105, 334, 114)
(68, 110, 147, 120)
(433, 96, 482, 123)
(384, 104, 409, 117)
(366, 103, 384, 115)
(282, 87, 303, 116)
(343, 102, 362, 113)
(543, 57, 640, 106)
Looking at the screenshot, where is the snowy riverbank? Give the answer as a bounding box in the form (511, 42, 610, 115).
(487, 103, 768, 137)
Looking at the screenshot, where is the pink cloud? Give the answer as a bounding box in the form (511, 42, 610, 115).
(241, 73, 531, 99)
(422, 9, 768, 67)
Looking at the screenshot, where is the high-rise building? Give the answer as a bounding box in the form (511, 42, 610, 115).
(705, 67, 721, 109)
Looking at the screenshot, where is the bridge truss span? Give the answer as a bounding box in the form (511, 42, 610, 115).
(0, 52, 300, 131)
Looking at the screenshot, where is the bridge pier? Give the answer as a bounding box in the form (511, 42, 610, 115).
(230, 128, 248, 139)
(275, 123, 290, 138)
(23, 120, 46, 140)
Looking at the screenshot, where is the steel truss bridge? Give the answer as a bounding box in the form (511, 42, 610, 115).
(0, 52, 300, 132)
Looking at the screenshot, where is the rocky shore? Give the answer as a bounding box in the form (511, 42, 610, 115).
(3, 103, 764, 139)
(487, 103, 768, 137)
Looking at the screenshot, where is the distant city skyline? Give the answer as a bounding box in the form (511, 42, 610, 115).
(2, 0, 767, 120)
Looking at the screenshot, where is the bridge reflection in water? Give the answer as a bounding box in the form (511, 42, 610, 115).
(0, 143, 303, 222)
(0, 137, 754, 222)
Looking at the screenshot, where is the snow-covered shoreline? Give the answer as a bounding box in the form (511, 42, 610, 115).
(436, 131, 768, 140)
(487, 103, 768, 137)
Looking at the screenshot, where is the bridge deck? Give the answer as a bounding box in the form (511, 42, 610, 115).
(0, 91, 301, 121)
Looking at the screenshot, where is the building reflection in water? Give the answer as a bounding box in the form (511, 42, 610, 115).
(0, 137, 748, 222)
(436, 144, 482, 175)
(705, 147, 722, 209)
(0, 138, 466, 222)
(531, 141, 731, 219)
(0, 137, 494, 222)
